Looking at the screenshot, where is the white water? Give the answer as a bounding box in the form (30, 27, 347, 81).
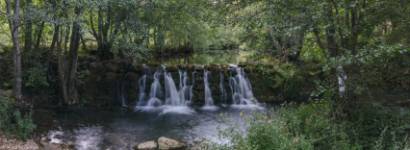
(229, 65, 261, 108)
(136, 75, 147, 106)
(178, 70, 192, 104)
(136, 65, 262, 113)
(137, 71, 162, 110)
(48, 130, 64, 144)
(74, 126, 103, 150)
(120, 82, 127, 107)
(165, 72, 184, 106)
(189, 71, 196, 104)
(219, 71, 228, 105)
(163, 70, 195, 114)
(337, 65, 347, 97)
(202, 70, 218, 110)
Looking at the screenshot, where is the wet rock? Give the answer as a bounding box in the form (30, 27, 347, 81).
(39, 133, 75, 150)
(158, 137, 186, 150)
(135, 140, 158, 150)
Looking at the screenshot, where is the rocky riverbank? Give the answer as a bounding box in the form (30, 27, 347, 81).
(0, 133, 208, 150)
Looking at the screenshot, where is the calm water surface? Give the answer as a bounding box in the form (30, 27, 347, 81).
(45, 106, 269, 150)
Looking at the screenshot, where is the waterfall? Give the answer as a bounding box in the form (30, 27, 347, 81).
(202, 70, 218, 110)
(162, 69, 195, 115)
(164, 72, 184, 106)
(119, 80, 127, 107)
(178, 70, 190, 104)
(135, 64, 262, 112)
(219, 71, 227, 105)
(204, 70, 214, 106)
(145, 71, 162, 107)
(136, 74, 147, 106)
(337, 65, 347, 97)
(229, 65, 258, 106)
(188, 71, 196, 104)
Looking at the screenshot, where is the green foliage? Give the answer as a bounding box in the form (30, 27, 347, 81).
(216, 100, 410, 150)
(0, 96, 36, 140)
(347, 103, 410, 149)
(300, 34, 327, 63)
(24, 67, 49, 89)
(0, 96, 13, 129)
(12, 111, 36, 140)
(254, 63, 310, 101)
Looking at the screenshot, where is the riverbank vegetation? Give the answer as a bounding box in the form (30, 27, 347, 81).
(0, 0, 409, 148)
(216, 100, 410, 150)
(0, 95, 36, 139)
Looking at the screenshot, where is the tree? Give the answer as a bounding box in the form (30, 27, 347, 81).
(5, 0, 23, 101)
(56, 0, 83, 105)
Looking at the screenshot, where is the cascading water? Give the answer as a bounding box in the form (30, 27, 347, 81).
(219, 71, 228, 105)
(202, 70, 218, 110)
(145, 71, 163, 107)
(178, 70, 191, 104)
(337, 65, 347, 97)
(136, 74, 147, 106)
(229, 65, 260, 107)
(119, 80, 128, 107)
(164, 72, 184, 106)
(162, 69, 195, 114)
(188, 71, 196, 104)
(136, 65, 261, 112)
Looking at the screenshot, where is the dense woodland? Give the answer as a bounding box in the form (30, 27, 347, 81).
(0, 0, 409, 149)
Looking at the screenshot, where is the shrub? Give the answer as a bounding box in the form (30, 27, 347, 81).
(0, 96, 36, 140)
(216, 101, 410, 150)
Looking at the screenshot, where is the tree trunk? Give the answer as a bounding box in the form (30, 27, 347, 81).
(6, 0, 23, 101)
(67, 19, 81, 105)
(34, 22, 45, 49)
(58, 3, 82, 105)
(24, 0, 32, 51)
(56, 26, 70, 105)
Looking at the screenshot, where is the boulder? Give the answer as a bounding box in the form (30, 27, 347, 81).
(39, 133, 75, 150)
(158, 137, 186, 150)
(135, 140, 157, 150)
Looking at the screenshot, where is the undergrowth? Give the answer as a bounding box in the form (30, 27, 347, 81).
(213, 100, 410, 150)
(0, 96, 36, 140)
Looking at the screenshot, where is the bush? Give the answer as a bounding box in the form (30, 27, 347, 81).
(347, 103, 410, 149)
(0, 96, 36, 140)
(216, 101, 410, 150)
